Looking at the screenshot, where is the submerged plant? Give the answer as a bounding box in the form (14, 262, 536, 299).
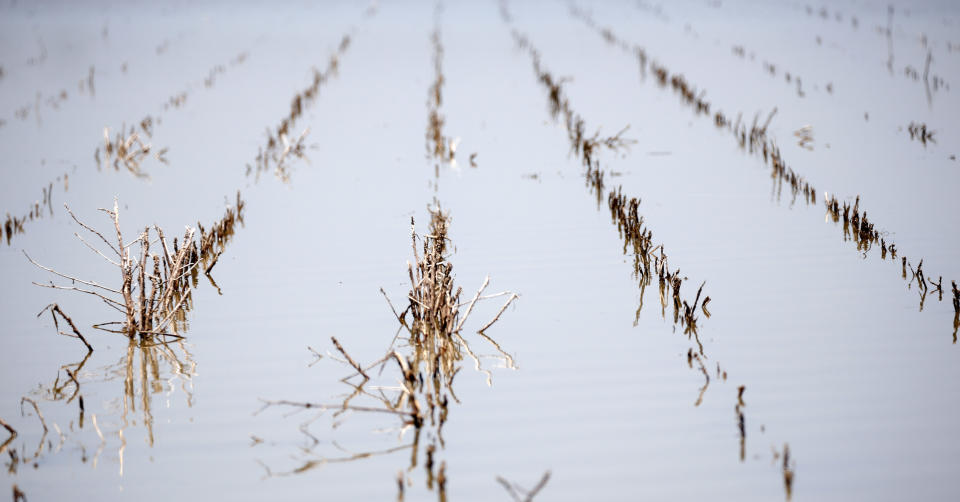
(259, 207, 520, 494)
(24, 196, 239, 344)
(27, 199, 199, 338)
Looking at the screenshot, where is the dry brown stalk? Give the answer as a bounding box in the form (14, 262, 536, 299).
(496, 470, 552, 502)
(0, 417, 15, 456)
(783, 443, 795, 499)
(12, 485, 26, 502)
(20, 397, 48, 434)
(37, 303, 93, 352)
(262, 204, 518, 491)
(0, 417, 14, 437)
(478, 293, 519, 333)
(514, 26, 708, 333)
(98, 125, 153, 177)
(331, 336, 369, 379)
(28, 199, 201, 338)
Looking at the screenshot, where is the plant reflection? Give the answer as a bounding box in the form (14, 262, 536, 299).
(4, 335, 195, 478)
(260, 208, 525, 498)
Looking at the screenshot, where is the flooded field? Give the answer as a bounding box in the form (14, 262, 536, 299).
(1, 0, 959, 500)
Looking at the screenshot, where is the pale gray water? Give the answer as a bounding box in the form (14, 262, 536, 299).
(1, 0, 959, 500)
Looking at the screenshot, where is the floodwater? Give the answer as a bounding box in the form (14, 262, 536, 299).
(1, 0, 959, 500)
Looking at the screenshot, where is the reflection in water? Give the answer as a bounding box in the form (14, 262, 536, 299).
(109, 337, 197, 454)
(3, 335, 195, 478)
(260, 208, 531, 498)
(569, 6, 959, 333)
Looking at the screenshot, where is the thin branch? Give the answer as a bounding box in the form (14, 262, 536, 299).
(32, 281, 125, 308)
(455, 276, 490, 332)
(65, 203, 120, 257)
(331, 336, 369, 379)
(380, 287, 405, 323)
(478, 293, 519, 333)
(20, 397, 48, 433)
(256, 399, 414, 417)
(37, 303, 93, 352)
(23, 250, 122, 294)
(73, 232, 121, 266)
(0, 417, 15, 456)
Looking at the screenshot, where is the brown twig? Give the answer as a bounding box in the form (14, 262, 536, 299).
(256, 399, 414, 417)
(20, 397, 48, 433)
(37, 303, 93, 352)
(496, 470, 552, 502)
(455, 276, 490, 332)
(478, 293, 519, 333)
(0, 416, 16, 455)
(331, 336, 369, 379)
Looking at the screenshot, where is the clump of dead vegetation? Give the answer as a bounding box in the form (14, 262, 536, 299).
(26, 199, 198, 338)
(248, 36, 351, 182)
(824, 192, 957, 322)
(196, 191, 246, 279)
(2, 173, 69, 245)
(571, 8, 817, 206)
(506, 11, 749, 465)
(426, 28, 458, 163)
(95, 125, 166, 177)
(907, 122, 935, 146)
(93, 50, 248, 176)
(259, 207, 519, 495)
(823, 194, 882, 252)
(571, 8, 959, 334)
(26, 195, 246, 342)
(513, 27, 708, 337)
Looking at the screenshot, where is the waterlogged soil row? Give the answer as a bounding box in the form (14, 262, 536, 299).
(570, 7, 960, 336)
(501, 0, 795, 494)
(260, 15, 531, 499)
(247, 36, 351, 182)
